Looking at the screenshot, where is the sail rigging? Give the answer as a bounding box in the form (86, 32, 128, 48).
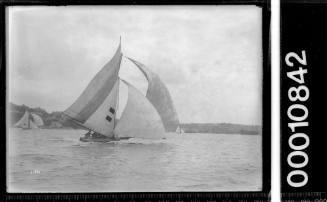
(126, 57, 180, 132)
(64, 42, 122, 124)
(116, 78, 128, 120)
(30, 113, 44, 126)
(14, 111, 42, 129)
(64, 40, 181, 140)
(114, 80, 165, 139)
(176, 125, 184, 134)
(82, 80, 119, 137)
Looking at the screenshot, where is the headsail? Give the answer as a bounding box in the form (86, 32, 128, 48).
(14, 111, 30, 128)
(29, 119, 38, 129)
(114, 80, 165, 139)
(30, 113, 44, 126)
(176, 125, 184, 134)
(126, 57, 180, 132)
(64, 42, 122, 136)
(14, 111, 38, 129)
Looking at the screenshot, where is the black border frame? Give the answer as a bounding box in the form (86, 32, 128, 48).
(0, 1, 270, 201)
(280, 1, 327, 200)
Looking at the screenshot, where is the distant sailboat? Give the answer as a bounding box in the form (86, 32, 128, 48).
(176, 125, 184, 134)
(63, 40, 178, 142)
(14, 111, 44, 129)
(30, 113, 44, 126)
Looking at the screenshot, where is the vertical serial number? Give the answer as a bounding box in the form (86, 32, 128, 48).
(285, 50, 310, 188)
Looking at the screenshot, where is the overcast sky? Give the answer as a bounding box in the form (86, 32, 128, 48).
(8, 6, 262, 125)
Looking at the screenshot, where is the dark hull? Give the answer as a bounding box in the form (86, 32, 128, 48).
(79, 136, 131, 142)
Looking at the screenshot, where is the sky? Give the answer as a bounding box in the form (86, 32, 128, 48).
(7, 6, 262, 125)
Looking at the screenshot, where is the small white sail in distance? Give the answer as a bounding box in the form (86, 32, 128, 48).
(31, 113, 44, 126)
(176, 125, 184, 134)
(126, 57, 180, 132)
(14, 111, 39, 129)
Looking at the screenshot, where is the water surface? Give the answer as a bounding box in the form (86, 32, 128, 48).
(7, 129, 262, 192)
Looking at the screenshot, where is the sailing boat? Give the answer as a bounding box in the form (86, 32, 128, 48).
(14, 110, 44, 129)
(176, 125, 184, 134)
(63, 40, 180, 142)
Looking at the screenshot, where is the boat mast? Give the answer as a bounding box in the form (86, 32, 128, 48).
(28, 111, 30, 129)
(114, 36, 122, 129)
(113, 37, 122, 139)
(115, 80, 120, 127)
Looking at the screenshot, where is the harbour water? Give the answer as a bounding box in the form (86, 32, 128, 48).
(7, 129, 262, 192)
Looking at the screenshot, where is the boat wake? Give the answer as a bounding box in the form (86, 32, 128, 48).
(112, 137, 167, 145)
(70, 137, 167, 147)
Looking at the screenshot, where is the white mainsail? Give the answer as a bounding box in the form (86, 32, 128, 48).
(126, 57, 180, 132)
(14, 111, 29, 128)
(63, 41, 174, 140)
(83, 80, 119, 137)
(116, 78, 128, 120)
(14, 111, 39, 129)
(114, 80, 165, 139)
(63, 42, 122, 137)
(64, 42, 122, 123)
(29, 119, 38, 129)
(176, 125, 184, 134)
(30, 113, 44, 126)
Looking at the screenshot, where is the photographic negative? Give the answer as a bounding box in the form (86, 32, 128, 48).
(6, 5, 267, 193)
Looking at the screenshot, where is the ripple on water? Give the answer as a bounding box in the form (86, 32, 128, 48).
(7, 129, 262, 192)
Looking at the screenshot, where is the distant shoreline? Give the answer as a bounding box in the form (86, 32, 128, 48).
(180, 123, 260, 135)
(8, 102, 261, 135)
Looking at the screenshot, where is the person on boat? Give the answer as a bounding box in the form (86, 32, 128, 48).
(91, 132, 106, 139)
(81, 130, 119, 142)
(84, 130, 92, 138)
(80, 130, 92, 141)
